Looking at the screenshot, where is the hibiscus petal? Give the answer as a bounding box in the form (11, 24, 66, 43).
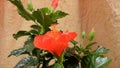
(59, 32, 77, 43)
(34, 28, 77, 57)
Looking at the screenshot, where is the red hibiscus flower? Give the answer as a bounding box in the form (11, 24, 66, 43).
(51, 0, 58, 9)
(34, 24, 77, 57)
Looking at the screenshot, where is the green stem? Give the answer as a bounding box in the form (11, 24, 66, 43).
(34, 20, 45, 35)
(81, 38, 84, 48)
(58, 52, 64, 68)
(37, 63, 40, 68)
(39, 25, 45, 35)
(34, 20, 39, 25)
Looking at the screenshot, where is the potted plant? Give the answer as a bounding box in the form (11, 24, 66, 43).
(8, 0, 111, 68)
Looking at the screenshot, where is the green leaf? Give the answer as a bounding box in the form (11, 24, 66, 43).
(41, 7, 53, 15)
(8, 0, 35, 21)
(74, 45, 81, 52)
(81, 52, 111, 68)
(24, 36, 35, 55)
(81, 56, 90, 68)
(8, 48, 26, 57)
(81, 54, 98, 68)
(32, 48, 42, 57)
(94, 46, 110, 54)
(85, 42, 97, 49)
(51, 10, 68, 21)
(71, 40, 78, 45)
(13, 31, 31, 40)
(14, 56, 38, 68)
(64, 56, 79, 68)
(32, 8, 54, 24)
(32, 8, 57, 32)
(71, 40, 84, 57)
(31, 25, 41, 31)
(96, 56, 111, 68)
(32, 9, 45, 25)
(29, 30, 39, 35)
(53, 63, 63, 68)
(8, 0, 24, 10)
(17, 9, 34, 21)
(30, 25, 41, 35)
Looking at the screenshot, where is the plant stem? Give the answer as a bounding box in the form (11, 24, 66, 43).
(39, 25, 45, 35)
(37, 63, 41, 68)
(58, 52, 64, 68)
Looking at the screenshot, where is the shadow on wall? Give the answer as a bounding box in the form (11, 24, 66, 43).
(79, 0, 120, 68)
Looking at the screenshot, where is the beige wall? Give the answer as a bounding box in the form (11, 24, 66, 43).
(0, 0, 120, 68)
(80, 0, 120, 68)
(0, 0, 4, 40)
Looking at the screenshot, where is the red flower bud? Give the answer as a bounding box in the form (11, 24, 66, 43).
(51, 0, 58, 9)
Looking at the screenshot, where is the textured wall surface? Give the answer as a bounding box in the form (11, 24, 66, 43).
(0, 0, 120, 68)
(0, 0, 80, 68)
(0, 0, 4, 40)
(80, 0, 120, 68)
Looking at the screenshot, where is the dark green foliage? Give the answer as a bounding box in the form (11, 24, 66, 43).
(14, 56, 38, 68)
(71, 30, 111, 68)
(94, 46, 110, 54)
(8, 0, 68, 32)
(63, 56, 79, 68)
(24, 36, 35, 55)
(96, 56, 111, 68)
(8, 48, 26, 57)
(32, 8, 53, 32)
(29, 30, 39, 35)
(13, 31, 31, 40)
(8, 36, 35, 57)
(53, 63, 63, 68)
(31, 25, 41, 31)
(50, 10, 69, 21)
(32, 8, 68, 32)
(81, 46, 111, 68)
(85, 42, 97, 50)
(9, 0, 68, 34)
(8, 0, 35, 21)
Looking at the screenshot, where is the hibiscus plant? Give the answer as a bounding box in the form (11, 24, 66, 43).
(8, 0, 111, 68)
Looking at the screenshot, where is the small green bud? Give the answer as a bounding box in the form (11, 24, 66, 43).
(88, 28, 96, 41)
(81, 31, 85, 39)
(27, 1, 33, 11)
